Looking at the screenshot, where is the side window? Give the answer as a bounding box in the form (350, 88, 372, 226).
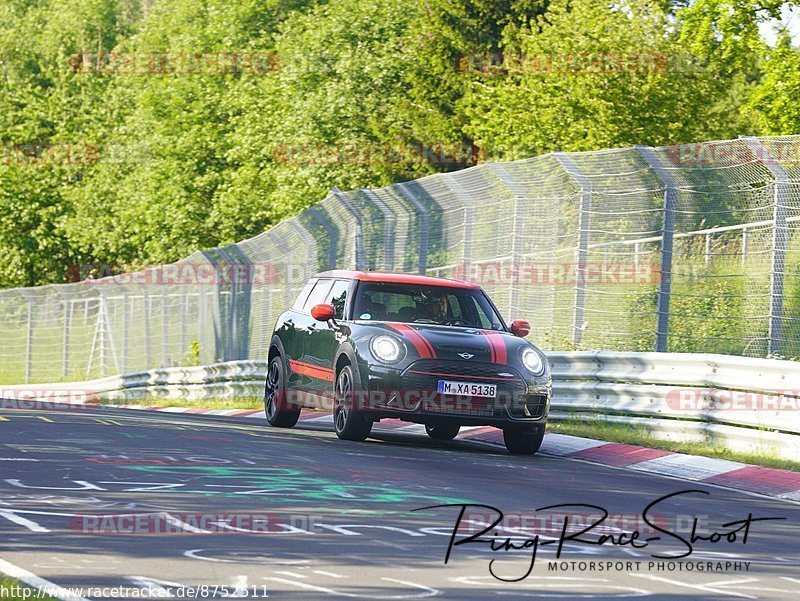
(325, 280, 350, 320)
(291, 280, 317, 311)
(302, 279, 334, 313)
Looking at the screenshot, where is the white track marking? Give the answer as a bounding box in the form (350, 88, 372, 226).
(313, 570, 345, 579)
(263, 576, 440, 599)
(275, 571, 307, 579)
(628, 573, 757, 599)
(0, 510, 49, 532)
(0, 557, 90, 601)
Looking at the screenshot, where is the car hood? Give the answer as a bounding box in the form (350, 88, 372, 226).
(358, 321, 533, 365)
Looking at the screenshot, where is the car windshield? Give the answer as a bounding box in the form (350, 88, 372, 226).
(353, 282, 505, 330)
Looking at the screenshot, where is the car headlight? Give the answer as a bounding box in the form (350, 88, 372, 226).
(370, 335, 405, 363)
(521, 347, 545, 375)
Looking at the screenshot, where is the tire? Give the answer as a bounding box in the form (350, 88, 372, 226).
(264, 355, 300, 428)
(425, 423, 460, 441)
(503, 424, 545, 455)
(333, 364, 372, 441)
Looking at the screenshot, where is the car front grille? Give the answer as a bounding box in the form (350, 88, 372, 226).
(399, 359, 545, 418)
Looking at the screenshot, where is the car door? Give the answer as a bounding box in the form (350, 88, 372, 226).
(287, 278, 334, 390)
(302, 278, 352, 397)
(280, 279, 316, 390)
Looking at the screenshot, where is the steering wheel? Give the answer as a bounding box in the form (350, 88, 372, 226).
(443, 318, 470, 327)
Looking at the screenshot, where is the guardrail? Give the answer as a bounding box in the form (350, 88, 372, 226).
(2, 352, 798, 459)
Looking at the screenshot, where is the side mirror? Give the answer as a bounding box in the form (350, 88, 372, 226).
(510, 319, 530, 338)
(311, 303, 336, 322)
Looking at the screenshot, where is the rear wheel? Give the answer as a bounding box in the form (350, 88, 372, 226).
(425, 423, 460, 441)
(333, 365, 372, 441)
(503, 424, 545, 455)
(264, 355, 300, 428)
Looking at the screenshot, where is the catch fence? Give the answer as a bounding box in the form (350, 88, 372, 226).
(2, 135, 800, 383)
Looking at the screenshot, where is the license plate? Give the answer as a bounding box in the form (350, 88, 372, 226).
(437, 380, 497, 398)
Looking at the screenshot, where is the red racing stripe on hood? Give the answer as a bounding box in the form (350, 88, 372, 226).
(481, 330, 508, 364)
(386, 323, 436, 359)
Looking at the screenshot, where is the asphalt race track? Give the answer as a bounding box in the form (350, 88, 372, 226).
(1, 405, 798, 600)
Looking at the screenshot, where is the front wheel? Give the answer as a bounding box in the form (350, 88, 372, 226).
(425, 423, 460, 440)
(333, 365, 372, 441)
(503, 424, 545, 455)
(264, 355, 300, 427)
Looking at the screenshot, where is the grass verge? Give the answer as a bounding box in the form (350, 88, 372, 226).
(0, 577, 58, 601)
(102, 396, 263, 410)
(548, 418, 800, 472)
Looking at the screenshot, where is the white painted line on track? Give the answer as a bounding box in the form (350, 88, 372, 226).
(0, 510, 49, 532)
(628, 573, 756, 599)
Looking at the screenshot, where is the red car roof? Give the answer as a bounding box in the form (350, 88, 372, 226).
(315, 270, 480, 290)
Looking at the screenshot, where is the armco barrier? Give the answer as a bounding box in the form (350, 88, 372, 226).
(2, 352, 798, 459)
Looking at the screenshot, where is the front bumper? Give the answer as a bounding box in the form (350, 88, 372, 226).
(364, 359, 550, 425)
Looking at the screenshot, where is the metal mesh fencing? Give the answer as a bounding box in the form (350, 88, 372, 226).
(2, 135, 800, 384)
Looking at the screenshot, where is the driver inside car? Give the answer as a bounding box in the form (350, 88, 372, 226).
(417, 292, 448, 323)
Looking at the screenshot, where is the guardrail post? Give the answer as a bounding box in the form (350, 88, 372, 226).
(332, 188, 365, 270)
(554, 153, 592, 346)
(635, 146, 678, 353)
(395, 182, 429, 274)
(742, 137, 790, 356)
(488, 162, 526, 317)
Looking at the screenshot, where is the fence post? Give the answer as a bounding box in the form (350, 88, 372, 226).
(198, 285, 207, 364)
(23, 293, 33, 384)
(290, 218, 319, 285)
(142, 285, 152, 368)
(364, 189, 396, 270)
(161, 286, 169, 366)
(306, 207, 339, 270)
(62, 296, 71, 379)
(554, 153, 592, 346)
(121, 291, 128, 373)
(395, 182, 429, 274)
(488, 162, 525, 317)
(332, 189, 365, 270)
(742, 137, 789, 356)
(443, 174, 474, 277)
(635, 146, 678, 353)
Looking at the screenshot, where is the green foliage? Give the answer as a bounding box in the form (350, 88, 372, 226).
(1, 0, 800, 288)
